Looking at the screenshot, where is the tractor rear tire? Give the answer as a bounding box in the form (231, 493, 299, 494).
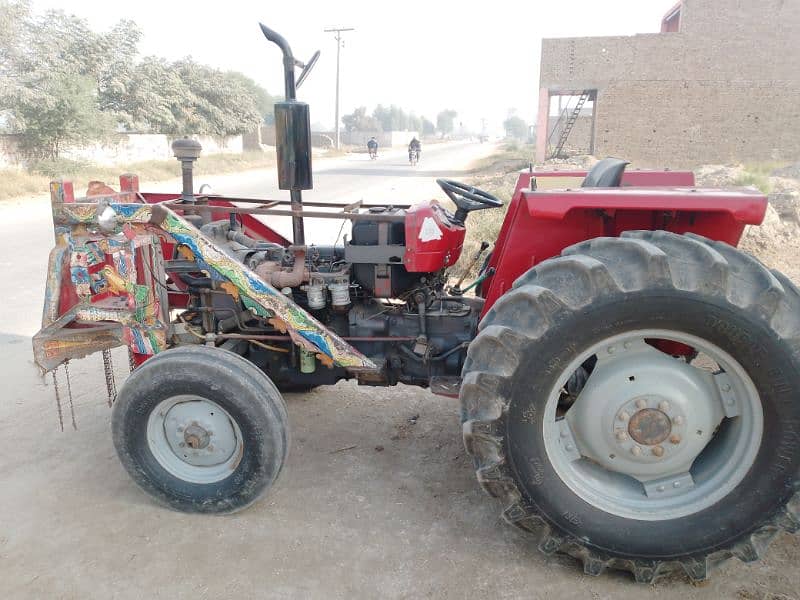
(461, 231, 800, 582)
(112, 345, 289, 514)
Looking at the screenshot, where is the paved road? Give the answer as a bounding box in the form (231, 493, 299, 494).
(196, 140, 499, 244)
(0, 142, 798, 599)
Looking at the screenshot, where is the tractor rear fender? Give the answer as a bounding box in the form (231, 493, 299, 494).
(480, 185, 767, 315)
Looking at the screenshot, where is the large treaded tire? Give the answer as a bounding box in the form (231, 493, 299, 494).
(113, 345, 289, 514)
(461, 231, 800, 582)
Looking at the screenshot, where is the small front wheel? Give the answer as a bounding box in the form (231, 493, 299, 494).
(112, 345, 289, 513)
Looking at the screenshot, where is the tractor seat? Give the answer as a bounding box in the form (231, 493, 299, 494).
(581, 158, 630, 188)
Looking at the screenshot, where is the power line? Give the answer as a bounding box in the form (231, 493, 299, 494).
(323, 27, 355, 150)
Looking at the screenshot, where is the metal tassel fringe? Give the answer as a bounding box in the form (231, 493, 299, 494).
(102, 349, 117, 407)
(52, 361, 77, 431)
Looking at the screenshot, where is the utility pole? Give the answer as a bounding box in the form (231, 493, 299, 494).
(324, 27, 354, 150)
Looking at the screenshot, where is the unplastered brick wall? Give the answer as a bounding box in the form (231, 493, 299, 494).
(538, 0, 800, 165)
(548, 115, 594, 154)
(595, 80, 800, 167)
(540, 34, 686, 90)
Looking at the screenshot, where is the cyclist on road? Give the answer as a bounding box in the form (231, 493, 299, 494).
(367, 137, 378, 159)
(408, 137, 421, 163)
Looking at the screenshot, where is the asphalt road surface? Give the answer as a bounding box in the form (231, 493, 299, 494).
(0, 142, 798, 599)
(196, 140, 500, 244)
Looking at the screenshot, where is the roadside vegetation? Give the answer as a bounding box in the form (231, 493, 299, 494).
(343, 106, 439, 137)
(0, 2, 274, 161)
(0, 0, 281, 201)
(733, 168, 775, 194)
(0, 152, 277, 201)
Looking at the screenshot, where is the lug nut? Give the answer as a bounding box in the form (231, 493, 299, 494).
(658, 401, 670, 412)
(565, 444, 575, 452)
(607, 346, 616, 355)
(673, 415, 684, 426)
(615, 430, 628, 442)
(618, 411, 630, 422)
(670, 434, 682, 445)
(656, 485, 666, 492)
(722, 383, 731, 392)
(652, 445, 665, 457)
(635, 399, 647, 409)
(673, 480, 682, 489)
(631, 446, 642, 457)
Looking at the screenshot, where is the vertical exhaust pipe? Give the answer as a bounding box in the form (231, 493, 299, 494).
(259, 23, 318, 246)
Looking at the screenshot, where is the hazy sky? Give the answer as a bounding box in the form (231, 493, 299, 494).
(32, 1, 673, 133)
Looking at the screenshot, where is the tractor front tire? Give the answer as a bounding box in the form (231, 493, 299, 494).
(112, 345, 289, 514)
(461, 231, 800, 582)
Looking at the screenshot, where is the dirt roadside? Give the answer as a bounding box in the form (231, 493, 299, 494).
(698, 164, 800, 285)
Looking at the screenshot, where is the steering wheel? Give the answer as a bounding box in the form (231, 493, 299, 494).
(436, 179, 503, 223)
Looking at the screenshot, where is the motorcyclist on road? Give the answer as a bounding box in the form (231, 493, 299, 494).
(367, 136, 378, 158)
(408, 137, 421, 162)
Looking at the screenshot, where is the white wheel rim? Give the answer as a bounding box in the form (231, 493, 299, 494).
(543, 329, 763, 521)
(146, 395, 244, 484)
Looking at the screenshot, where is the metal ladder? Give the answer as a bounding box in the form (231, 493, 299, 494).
(549, 90, 591, 159)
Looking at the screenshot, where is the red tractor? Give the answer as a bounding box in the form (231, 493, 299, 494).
(33, 25, 799, 583)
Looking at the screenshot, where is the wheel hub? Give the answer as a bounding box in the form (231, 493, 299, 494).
(564, 339, 725, 482)
(627, 408, 671, 446)
(546, 331, 764, 520)
(611, 396, 689, 464)
(146, 395, 244, 484)
(183, 424, 210, 450)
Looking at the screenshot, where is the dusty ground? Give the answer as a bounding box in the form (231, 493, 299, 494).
(697, 165, 800, 285)
(1, 151, 799, 599)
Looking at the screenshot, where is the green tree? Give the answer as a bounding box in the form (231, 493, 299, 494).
(436, 109, 457, 135)
(173, 59, 262, 136)
(120, 59, 263, 136)
(15, 74, 115, 159)
(503, 115, 528, 140)
(421, 117, 435, 136)
(1, 1, 273, 155)
(1, 3, 117, 157)
(121, 57, 190, 133)
(0, 1, 29, 80)
(342, 106, 381, 132)
(96, 19, 144, 122)
(372, 104, 413, 131)
(225, 71, 276, 123)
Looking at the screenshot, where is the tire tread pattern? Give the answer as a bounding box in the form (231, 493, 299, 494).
(461, 231, 800, 582)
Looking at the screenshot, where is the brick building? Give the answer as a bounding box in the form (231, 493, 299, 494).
(535, 0, 800, 167)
